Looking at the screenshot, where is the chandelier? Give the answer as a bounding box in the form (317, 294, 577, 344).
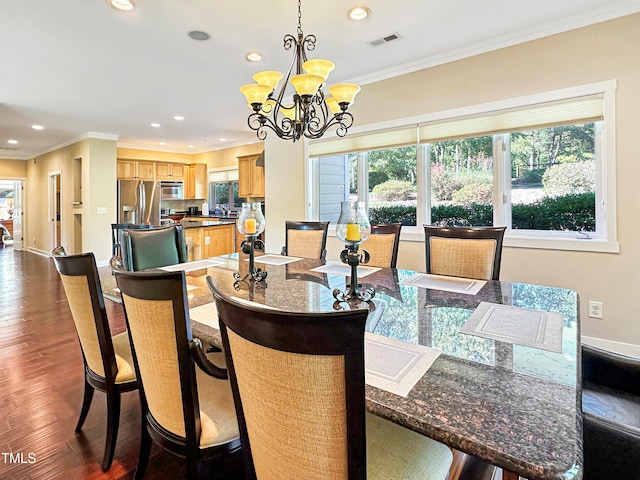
(240, 0, 360, 142)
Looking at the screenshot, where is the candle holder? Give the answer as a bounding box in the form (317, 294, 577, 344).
(234, 202, 268, 284)
(332, 201, 376, 303)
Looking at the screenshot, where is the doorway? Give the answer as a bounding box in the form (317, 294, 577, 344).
(50, 173, 61, 250)
(0, 179, 24, 250)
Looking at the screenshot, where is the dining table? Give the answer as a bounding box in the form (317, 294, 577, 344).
(100, 252, 582, 480)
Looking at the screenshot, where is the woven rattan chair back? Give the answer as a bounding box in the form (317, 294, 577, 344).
(424, 226, 506, 280)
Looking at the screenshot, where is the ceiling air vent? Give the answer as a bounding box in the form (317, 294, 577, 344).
(0, 147, 18, 151)
(367, 32, 402, 47)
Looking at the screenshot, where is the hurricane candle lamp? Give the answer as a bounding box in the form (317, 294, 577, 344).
(234, 202, 267, 284)
(333, 201, 375, 303)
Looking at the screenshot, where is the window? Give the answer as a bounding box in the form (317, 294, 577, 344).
(309, 81, 618, 252)
(208, 168, 242, 212)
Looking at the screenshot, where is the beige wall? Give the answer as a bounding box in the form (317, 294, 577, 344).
(0, 158, 28, 177)
(267, 14, 640, 348)
(26, 138, 117, 259)
(117, 147, 193, 163)
(193, 142, 263, 169)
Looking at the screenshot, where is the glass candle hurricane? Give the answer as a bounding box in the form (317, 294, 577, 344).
(335, 201, 370, 246)
(237, 202, 266, 237)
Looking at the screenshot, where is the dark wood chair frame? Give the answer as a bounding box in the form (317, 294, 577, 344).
(369, 223, 403, 268)
(207, 276, 370, 479)
(423, 225, 507, 280)
(119, 224, 188, 271)
(51, 246, 138, 472)
(110, 223, 157, 257)
(112, 267, 240, 480)
(280, 220, 330, 262)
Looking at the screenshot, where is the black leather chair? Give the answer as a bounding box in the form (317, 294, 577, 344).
(120, 224, 188, 271)
(582, 344, 640, 479)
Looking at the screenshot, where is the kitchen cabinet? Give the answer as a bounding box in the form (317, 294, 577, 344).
(238, 154, 264, 198)
(117, 160, 156, 180)
(156, 162, 186, 180)
(185, 163, 207, 199)
(202, 223, 235, 258)
(184, 227, 202, 261)
(184, 223, 235, 261)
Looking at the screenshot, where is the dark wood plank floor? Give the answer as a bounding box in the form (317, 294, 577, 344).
(0, 246, 494, 480)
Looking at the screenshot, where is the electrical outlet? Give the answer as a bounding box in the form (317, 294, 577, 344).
(588, 301, 603, 319)
(204, 236, 210, 245)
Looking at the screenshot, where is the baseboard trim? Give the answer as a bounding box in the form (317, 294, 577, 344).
(582, 335, 640, 358)
(26, 247, 51, 257)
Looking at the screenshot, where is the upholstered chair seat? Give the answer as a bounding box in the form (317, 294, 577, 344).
(111, 332, 136, 383)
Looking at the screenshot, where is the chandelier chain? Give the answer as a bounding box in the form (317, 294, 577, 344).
(297, 0, 303, 36)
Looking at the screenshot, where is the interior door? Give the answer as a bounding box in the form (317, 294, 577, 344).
(11, 180, 23, 250)
(50, 173, 61, 250)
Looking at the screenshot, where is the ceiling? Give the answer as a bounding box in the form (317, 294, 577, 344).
(2, 0, 639, 160)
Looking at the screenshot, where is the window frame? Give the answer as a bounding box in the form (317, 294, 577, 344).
(308, 80, 618, 253)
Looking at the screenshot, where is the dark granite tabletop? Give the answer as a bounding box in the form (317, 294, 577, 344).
(179, 219, 236, 228)
(100, 254, 582, 480)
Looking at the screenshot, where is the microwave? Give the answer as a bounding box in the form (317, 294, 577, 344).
(161, 181, 184, 200)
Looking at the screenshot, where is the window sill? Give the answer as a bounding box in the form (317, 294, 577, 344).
(328, 226, 619, 254)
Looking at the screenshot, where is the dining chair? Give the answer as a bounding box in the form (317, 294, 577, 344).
(112, 266, 241, 480)
(423, 225, 507, 280)
(582, 344, 640, 479)
(119, 224, 188, 271)
(51, 246, 138, 472)
(110, 223, 157, 257)
(207, 276, 454, 480)
(360, 223, 402, 268)
(280, 220, 329, 262)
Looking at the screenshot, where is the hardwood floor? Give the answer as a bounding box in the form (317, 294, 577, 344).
(0, 246, 495, 480)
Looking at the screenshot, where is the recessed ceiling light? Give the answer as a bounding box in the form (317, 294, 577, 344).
(7, 139, 18, 144)
(173, 115, 184, 121)
(32, 124, 44, 130)
(246, 52, 262, 62)
(188, 31, 210, 41)
(348, 6, 371, 20)
(150, 123, 161, 128)
(218, 138, 227, 142)
(159, 142, 166, 145)
(188, 145, 195, 149)
(108, 0, 135, 11)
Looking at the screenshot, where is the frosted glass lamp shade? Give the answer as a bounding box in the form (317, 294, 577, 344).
(240, 84, 272, 106)
(325, 97, 341, 114)
(290, 74, 324, 96)
(302, 59, 335, 81)
(328, 83, 361, 105)
(252, 71, 283, 90)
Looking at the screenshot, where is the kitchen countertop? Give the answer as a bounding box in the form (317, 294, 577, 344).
(180, 219, 237, 228)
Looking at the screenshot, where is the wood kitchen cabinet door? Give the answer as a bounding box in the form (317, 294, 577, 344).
(238, 154, 264, 198)
(117, 160, 156, 180)
(202, 224, 235, 258)
(157, 162, 186, 181)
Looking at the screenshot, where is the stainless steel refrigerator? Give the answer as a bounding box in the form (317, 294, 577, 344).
(117, 180, 160, 226)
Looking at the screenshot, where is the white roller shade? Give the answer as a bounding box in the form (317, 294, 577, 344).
(308, 126, 418, 157)
(419, 95, 603, 143)
(209, 169, 238, 182)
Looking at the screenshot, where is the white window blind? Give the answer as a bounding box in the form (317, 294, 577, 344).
(419, 95, 603, 143)
(308, 126, 418, 157)
(209, 169, 238, 182)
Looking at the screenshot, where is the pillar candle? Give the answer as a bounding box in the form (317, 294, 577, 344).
(244, 218, 257, 234)
(346, 223, 360, 242)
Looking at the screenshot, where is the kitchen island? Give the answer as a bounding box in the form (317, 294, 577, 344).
(181, 219, 236, 260)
